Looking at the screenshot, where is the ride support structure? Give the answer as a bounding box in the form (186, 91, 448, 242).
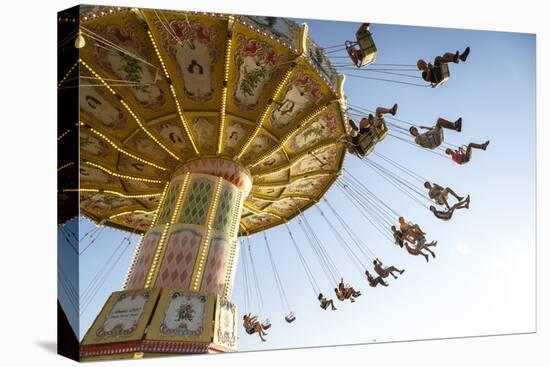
(81, 159, 252, 359)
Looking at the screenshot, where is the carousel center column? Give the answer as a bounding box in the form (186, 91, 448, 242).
(80, 158, 252, 360)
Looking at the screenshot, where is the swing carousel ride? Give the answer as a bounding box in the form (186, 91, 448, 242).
(57, 5, 485, 361)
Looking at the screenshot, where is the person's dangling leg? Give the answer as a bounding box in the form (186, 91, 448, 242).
(435, 52, 459, 65)
(444, 187, 463, 202)
(436, 117, 462, 131)
(459, 47, 470, 62)
(376, 104, 398, 118)
(424, 247, 436, 258)
(386, 266, 403, 278)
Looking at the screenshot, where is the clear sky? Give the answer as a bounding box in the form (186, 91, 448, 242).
(58, 17, 536, 352)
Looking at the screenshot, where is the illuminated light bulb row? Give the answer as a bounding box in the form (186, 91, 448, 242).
(65, 187, 161, 200)
(57, 59, 80, 87)
(251, 193, 311, 203)
(236, 66, 296, 160)
(119, 98, 180, 160)
(144, 224, 171, 288)
(223, 190, 246, 299)
(81, 7, 121, 23)
(150, 182, 170, 227)
(80, 60, 180, 160)
(86, 124, 168, 171)
(146, 30, 170, 79)
(218, 33, 233, 155)
(146, 29, 200, 156)
(84, 160, 165, 184)
(192, 177, 223, 291)
(58, 162, 74, 171)
(145, 173, 190, 288)
(122, 233, 145, 290)
(58, 128, 71, 140)
(223, 239, 239, 300)
(108, 209, 157, 219)
(170, 84, 200, 155)
(237, 18, 291, 50)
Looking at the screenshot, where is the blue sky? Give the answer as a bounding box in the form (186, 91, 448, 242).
(59, 18, 536, 352)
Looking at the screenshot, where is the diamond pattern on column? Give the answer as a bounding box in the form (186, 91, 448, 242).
(155, 228, 202, 289)
(156, 181, 182, 225)
(213, 185, 236, 233)
(179, 178, 214, 225)
(200, 237, 230, 295)
(126, 231, 161, 289)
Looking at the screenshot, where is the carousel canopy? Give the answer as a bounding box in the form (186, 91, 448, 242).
(67, 6, 349, 235)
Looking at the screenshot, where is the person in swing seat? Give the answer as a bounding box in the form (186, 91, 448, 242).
(373, 258, 404, 279)
(345, 128, 366, 157)
(365, 270, 389, 287)
(346, 23, 371, 67)
(391, 225, 406, 247)
(358, 103, 398, 133)
(404, 237, 437, 262)
(243, 313, 268, 342)
(318, 293, 337, 310)
(398, 216, 426, 243)
(346, 104, 397, 157)
(335, 278, 362, 302)
(429, 195, 470, 221)
(409, 117, 462, 150)
(445, 140, 490, 165)
(417, 47, 470, 84)
(424, 181, 467, 209)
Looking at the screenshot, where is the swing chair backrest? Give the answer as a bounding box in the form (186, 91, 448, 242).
(374, 117, 388, 140)
(355, 23, 377, 68)
(431, 63, 450, 88)
(358, 133, 376, 157)
(357, 118, 386, 157)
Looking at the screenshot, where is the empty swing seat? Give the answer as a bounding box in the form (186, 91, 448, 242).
(262, 319, 272, 330)
(430, 62, 450, 88)
(285, 312, 296, 323)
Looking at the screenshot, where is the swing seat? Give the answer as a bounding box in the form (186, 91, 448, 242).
(285, 313, 296, 323)
(430, 63, 450, 88)
(374, 118, 388, 140)
(357, 134, 376, 157)
(244, 327, 255, 335)
(353, 23, 377, 68)
(262, 319, 271, 330)
(355, 117, 388, 157)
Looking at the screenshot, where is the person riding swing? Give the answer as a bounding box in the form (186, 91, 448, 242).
(445, 141, 490, 165)
(243, 313, 269, 342)
(417, 47, 470, 87)
(429, 195, 470, 221)
(373, 258, 404, 280)
(409, 117, 462, 150)
(398, 216, 426, 243)
(365, 270, 389, 288)
(346, 104, 397, 157)
(335, 278, 362, 302)
(424, 181, 467, 210)
(318, 293, 337, 311)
